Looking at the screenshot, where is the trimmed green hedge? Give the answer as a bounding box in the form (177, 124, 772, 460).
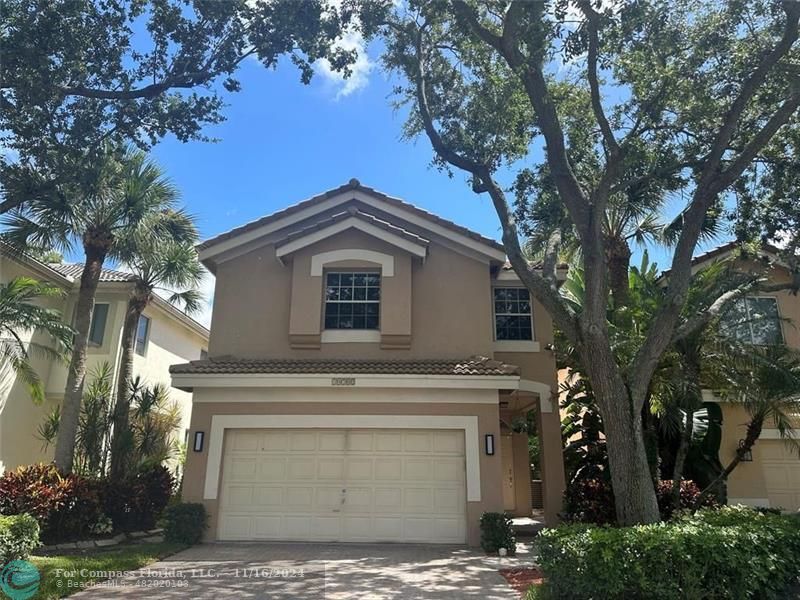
(162, 503, 207, 545)
(0, 514, 40, 564)
(538, 506, 800, 600)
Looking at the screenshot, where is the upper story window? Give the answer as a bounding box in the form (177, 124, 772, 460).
(721, 297, 783, 345)
(88, 303, 109, 346)
(324, 272, 380, 330)
(494, 287, 533, 341)
(135, 314, 151, 356)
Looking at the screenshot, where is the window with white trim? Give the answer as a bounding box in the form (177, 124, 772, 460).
(88, 303, 109, 346)
(721, 297, 783, 345)
(494, 287, 533, 341)
(324, 272, 380, 330)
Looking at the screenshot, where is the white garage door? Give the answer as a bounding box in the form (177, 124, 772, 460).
(218, 429, 467, 543)
(762, 441, 800, 512)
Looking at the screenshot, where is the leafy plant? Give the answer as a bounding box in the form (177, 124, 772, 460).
(0, 275, 73, 403)
(479, 512, 515, 556)
(102, 466, 175, 532)
(162, 503, 207, 546)
(0, 514, 40, 564)
(539, 507, 800, 600)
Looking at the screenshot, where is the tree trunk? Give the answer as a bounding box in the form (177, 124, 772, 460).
(53, 243, 107, 473)
(109, 290, 148, 481)
(694, 417, 764, 509)
(671, 407, 694, 509)
(582, 342, 661, 525)
(606, 236, 632, 310)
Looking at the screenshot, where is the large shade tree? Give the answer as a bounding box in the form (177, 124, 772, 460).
(1, 145, 194, 473)
(375, 0, 800, 524)
(0, 0, 360, 213)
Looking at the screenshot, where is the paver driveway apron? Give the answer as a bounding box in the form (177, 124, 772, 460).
(69, 542, 527, 599)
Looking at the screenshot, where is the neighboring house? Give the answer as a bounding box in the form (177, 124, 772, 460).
(689, 243, 800, 511)
(0, 247, 209, 473)
(171, 179, 566, 546)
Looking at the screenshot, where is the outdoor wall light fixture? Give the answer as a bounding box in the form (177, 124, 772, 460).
(485, 434, 495, 456)
(193, 431, 205, 453)
(738, 439, 753, 462)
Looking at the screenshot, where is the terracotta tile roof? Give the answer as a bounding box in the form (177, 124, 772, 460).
(170, 356, 520, 377)
(47, 262, 135, 283)
(275, 207, 430, 250)
(198, 178, 504, 253)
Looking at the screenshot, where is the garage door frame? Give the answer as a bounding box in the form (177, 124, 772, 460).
(203, 414, 482, 501)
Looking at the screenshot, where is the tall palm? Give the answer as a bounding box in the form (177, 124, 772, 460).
(0, 276, 73, 403)
(1, 145, 189, 473)
(109, 230, 202, 480)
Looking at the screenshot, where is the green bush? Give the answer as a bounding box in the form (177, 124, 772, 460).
(0, 514, 40, 564)
(479, 512, 515, 555)
(162, 503, 207, 545)
(538, 506, 800, 599)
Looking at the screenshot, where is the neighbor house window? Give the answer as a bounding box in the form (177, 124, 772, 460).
(721, 297, 783, 345)
(494, 288, 533, 341)
(324, 272, 380, 330)
(135, 315, 151, 356)
(88, 303, 109, 346)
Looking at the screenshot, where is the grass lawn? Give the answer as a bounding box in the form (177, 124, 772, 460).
(29, 542, 187, 599)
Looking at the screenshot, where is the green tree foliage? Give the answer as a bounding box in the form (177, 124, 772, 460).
(377, 0, 800, 524)
(0, 275, 73, 403)
(2, 144, 194, 473)
(0, 0, 362, 212)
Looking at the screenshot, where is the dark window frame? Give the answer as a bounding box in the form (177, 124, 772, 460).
(323, 271, 381, 330)
(493, 287, 534, 341)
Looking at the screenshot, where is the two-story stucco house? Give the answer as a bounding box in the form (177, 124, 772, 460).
(0, 246, 209, 472)
(172, 180, 566, 546)
(690, 243, 800, 512)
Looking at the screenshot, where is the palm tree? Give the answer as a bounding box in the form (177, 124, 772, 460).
(1, 145, 190, 473)
(109, 231, 202, 480)
(0, 276, 73, 403)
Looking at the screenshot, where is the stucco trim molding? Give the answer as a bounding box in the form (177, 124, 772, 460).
(277, 218, 428, 262)
(172, 372, 520, 391)
(203, 414, 482, 502)
(310, 249, 396, 277)
(519, 379, 553, 412)
(321, 330, 381, 343)
(493, 341, 541, 353)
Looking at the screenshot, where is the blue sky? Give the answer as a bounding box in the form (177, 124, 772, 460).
(142, 44, 727, 325)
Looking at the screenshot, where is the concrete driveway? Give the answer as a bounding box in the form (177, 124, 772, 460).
(70, 542, 532, 599)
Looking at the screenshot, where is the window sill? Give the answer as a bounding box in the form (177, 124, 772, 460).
(493, 340, 541, 353)
(321, 330, 381, 343)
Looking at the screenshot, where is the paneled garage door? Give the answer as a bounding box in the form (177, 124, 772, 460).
(762, 441, 800, 512)
(218, 429, 467, 543)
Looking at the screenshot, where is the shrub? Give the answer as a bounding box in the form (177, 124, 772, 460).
(0, 514, 40, 564)
(479, 512, 515, 555)
(102, 465, 175, 532)
(538, 506, 800, 600)
(563, 478, 716, 524)
(162, 503, 207, 545)
(0, 464, 103, 543)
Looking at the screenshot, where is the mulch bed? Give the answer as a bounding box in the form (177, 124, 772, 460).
(499, 567, 544, 596)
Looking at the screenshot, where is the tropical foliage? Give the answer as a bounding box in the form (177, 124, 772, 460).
(0, 275, 73, 403)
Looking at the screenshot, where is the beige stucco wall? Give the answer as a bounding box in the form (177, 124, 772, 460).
(182, 388, 504, 547)
(208, 228, 494, 359)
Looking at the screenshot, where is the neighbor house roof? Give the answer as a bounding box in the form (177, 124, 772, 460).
(197, 178, 505, 254)
(47, 262, 136, 283)
(170, 356, 520, 377)
(659, 241, 788, 278)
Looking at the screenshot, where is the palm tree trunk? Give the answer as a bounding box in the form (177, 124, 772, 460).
(53, 244, 106, 473)
(693, 417, 764, 510)
(109, 291, 148, 480)
(671, 407, 694, 508)
(606, 237, 632, 310)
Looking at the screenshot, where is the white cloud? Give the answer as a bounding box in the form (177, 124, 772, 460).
(315, 29, 373, 99)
